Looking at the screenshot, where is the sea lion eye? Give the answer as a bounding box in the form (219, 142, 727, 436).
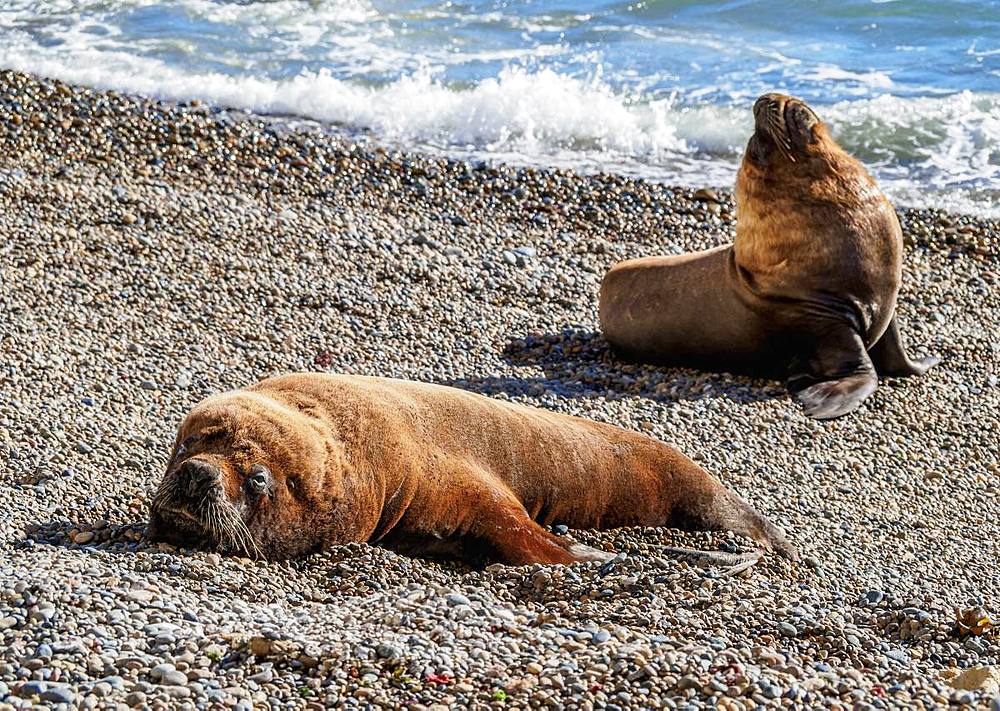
(246, 465, 271, 496)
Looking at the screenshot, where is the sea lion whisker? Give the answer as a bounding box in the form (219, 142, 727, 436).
(763, 98, 797, 162)
(201, 501, 220, 539)
(234, 515, 264, 560)
(210, 501, 237, 548)
(228, 515, 254, 558)
(214, 500, 260, 559)
(150, 479, 181, 510)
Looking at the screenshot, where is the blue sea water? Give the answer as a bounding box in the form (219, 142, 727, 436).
(1, 1, 998, 214)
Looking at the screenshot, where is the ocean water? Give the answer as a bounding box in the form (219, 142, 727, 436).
(1, 1, 998, 215)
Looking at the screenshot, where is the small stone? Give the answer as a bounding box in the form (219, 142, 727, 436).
(125, 691, 147, 707)
(248, 669, 273, 683)
(73, 531, 95, 544)
(100, 676, 125, 691)
(91, 682, 113, 698)
(862, 590, 885, 605)
(778, 622, 798, 637)
(159, 670, 188, 686)
(445, 592, 470, 607)
(41, 686, 76, 704)
(150, 663, 175, 681)
(127, 589, 154, 603)
(885, 649, 910, 664)
(18, 680, 47, 697)
(162, 685, 192, 699)
(376, 643, 404, 659)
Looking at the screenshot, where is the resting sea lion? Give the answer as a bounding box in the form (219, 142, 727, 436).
(599, 93, 938, 419)
(147, 373, 796, 570)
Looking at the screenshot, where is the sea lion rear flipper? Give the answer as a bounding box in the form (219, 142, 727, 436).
(490, 515, 616, 566)
(868, 312, 940, 377)
(787, 328, 878, 420)
(666, 470, 798, 562)
(470, 495, 615, 566)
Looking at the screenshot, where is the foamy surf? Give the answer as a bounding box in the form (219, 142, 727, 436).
(0, 0, 997, 216)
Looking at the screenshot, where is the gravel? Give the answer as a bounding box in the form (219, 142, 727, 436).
(1, 69, 998, 709)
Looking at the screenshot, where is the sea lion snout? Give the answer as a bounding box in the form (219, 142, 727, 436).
(177, 457, 223, 499)
(752, 93, 820, 159)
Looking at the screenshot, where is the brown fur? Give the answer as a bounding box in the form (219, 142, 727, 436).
(599, 93, 937, 419)
(147, 373, 796, 564)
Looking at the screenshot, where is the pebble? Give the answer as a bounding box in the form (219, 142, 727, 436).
(41, 686, 76, 704)
(778, 622, 798, 637)
(124, 691, 147, 706)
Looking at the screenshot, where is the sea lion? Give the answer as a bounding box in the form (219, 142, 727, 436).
(147, 373, 796, 570)
(599, 93, 938, 419)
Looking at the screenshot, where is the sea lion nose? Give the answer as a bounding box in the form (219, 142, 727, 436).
(179, 458, 220, 498)
(753, 93, 787, 127)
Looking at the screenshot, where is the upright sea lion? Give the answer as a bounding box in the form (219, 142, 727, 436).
(599, 93, 938, 419)
(147, 373, 796, 570)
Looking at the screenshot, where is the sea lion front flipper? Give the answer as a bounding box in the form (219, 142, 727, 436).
(787, 329, 878, 420)
(868, 312, 940, 377)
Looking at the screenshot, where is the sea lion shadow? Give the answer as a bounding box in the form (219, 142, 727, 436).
(444, 329, 782, 406)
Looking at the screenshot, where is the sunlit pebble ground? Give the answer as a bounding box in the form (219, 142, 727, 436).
(0, 70, 998, 709)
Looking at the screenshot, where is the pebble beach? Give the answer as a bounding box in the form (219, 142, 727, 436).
(1, 69, 998, 709)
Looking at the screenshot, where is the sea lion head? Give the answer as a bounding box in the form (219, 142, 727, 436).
(745, 92, 826, 169)
(147, 391, 345, 560)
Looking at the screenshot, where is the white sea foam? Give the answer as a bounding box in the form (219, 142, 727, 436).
(805, 65, 895, 91)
